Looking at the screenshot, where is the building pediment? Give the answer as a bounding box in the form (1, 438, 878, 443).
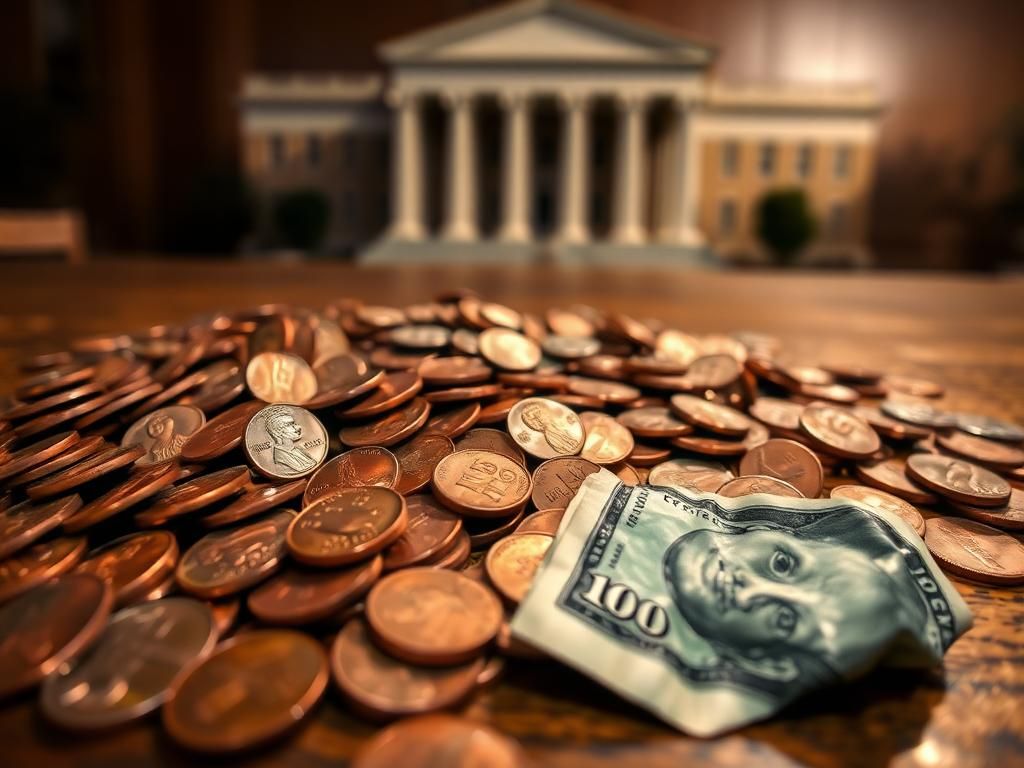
(380, 0, 714, 68)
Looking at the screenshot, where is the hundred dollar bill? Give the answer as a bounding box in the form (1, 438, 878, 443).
(511, 469, 972, 736)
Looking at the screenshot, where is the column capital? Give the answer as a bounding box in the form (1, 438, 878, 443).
(438, 90, 475, 109)
(614, 92, 648, 113)
(385, 88, 422, 109)
(671, 95, 702, 113)
(497, 90, 532, 110)
(555, 91, 591, 113)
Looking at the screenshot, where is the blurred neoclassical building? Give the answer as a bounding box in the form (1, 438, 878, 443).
(240, 0, 881, 264)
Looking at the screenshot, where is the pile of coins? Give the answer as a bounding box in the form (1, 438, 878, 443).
(1, 293, 1023, 760)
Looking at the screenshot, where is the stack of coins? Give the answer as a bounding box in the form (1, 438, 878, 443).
(1, 293, 1023, 757)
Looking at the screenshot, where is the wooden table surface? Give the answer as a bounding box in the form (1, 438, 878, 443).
(0, 259, 1022, 768)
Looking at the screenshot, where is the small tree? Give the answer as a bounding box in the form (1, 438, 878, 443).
(273, 189, 330, 251)
(756, 188, 817, 265)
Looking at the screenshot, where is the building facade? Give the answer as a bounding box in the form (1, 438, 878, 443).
(240, 0, 881, 264)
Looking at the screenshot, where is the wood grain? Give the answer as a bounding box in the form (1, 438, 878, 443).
(0, 259, 1022, 767)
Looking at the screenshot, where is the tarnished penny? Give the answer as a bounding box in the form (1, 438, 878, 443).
(485, 533, 553, 605)
(351, 714, 531, 768)
(180, 400, 265, 463)
(924, 516, 1024, 585)
(0, 431, 80, 483)
(578, 411, 634, 465)
(365, 568, 502, 666)
(162, 630, 328, 753)
(339, 397, 431, 448)
(383, 495, 462, 571)
(287, 487, 407, 567)
(936, 431, 1024, 469)
(304, 447, 401, 506)
(830, 484, 926, 536)
(615, 406, 692, 438)
(717, 475, 804, 498)
(339, 370, 422, 419)
(75, 531, 179, 607)
(134, 466, 250, 527)
(0, 536, 87, 604)
(799, 403, 880, 460)
(739, 439, 824, 498)
(906, 454, 1011, 507)
(393, 434, 454, 495)
(670, 394, 751, 437)
(64, 462, 180, 532)
(530, 457, 601, 511)
(681, 353, 742, 389)
(478, 328, 541, 371)
(175, 509, 294, 598)
(880, 400, 957, 429)
(432, 450, 532, 517)
(40, 598, 218, 730)
(454, 428, 526, 466)
(507, 397, 585, 459)
(853, 457, 939, 505)
(248, 556, 382, 625)
(0, 574, 112, 698)
(951, 487, 1024, 531)
(201, 478, 307, 528)
(955, 413, 1024, 443)
(516, 508, 565, 535)
(244, 404, 328, 480)
(245, 351, 317, 404)
(25, 444, 145, 501)
(648, 458, 734, 494)
(332, 619, 484, 720)
(852, 405, 932, 441)
(0, 495, 82, 560)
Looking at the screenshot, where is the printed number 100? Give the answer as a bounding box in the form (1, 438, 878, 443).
(579, 572, 668, 637)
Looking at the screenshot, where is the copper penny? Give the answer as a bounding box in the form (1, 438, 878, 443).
(516, 508, 565, 535)
(163, 630, 328, 753)
(422, 402, 480, 439)
(391, 324, 451, 350)
(954, 413, 1024, 443)
(0, 431, 80, 483)
(180, 400, 265, 463)
(432, 449, 532, 517)
(339, 370, 422, 419)
(906, 454, 1011, 507)
(423, 382, 503, 404)
(717, 475, 804, 498)
(75, 531, 179, 608)
(39, 597, 218, 730)
(64, 462, 180, 532)
(498, 371, 569, 390)
(884, 374, 944, 398)
(567, 377, 640, 405)
(607, 313, 655, 348)
(578, 411, 634, 465)
(426, 529, 472, 569)
(339, 397, 431, 448)
(739, 439, 824, 498)
(6, 435, 106, 487)
(73, 381, 164, 431)
(352, 714, 530, 768)
(2, 382, 104, 422)
(830, 484, 926, 537)
(418, 356, 492, 386)
(201, 478, 306, 528)
(478, 328, 541, 371)
(134, 466, 250, 527)
(245, 351, 317, 405)
(0, 574, 112, 698)
(680, 354, 742, 389)
(475, 397, 522, 425)
(365, 568, 502, 666)
(951, 487, 1024, 531)
(671, 432, 748, 458)
(530, 456, 601, 511)
(176, 509, 294, 598)
(305, 367, 384, 410)
(14, 364, 95, 400)
(670, 394, 751, 437)
(936, 431, 1024, 469)
(304, 447, 401, 506)
(546, 307, 595, 337)
(853, 457, 939, 505)
(485, 533, 553, 605)
(924, 516, 1024, 585)
(331, 619, 484, 721)
(248, 556, 382, 625)
(749, 397, 805, 432)
(0, 495, 82, 560)
(648, 458, 734, 493)
(25, 444, 145, 501)
(852, 405, 932, 441)
(543, 335, 601, 360)
(0, 536, 87, 604)
(454, 428, 526, 466)
(615, 464, 643, 485)
(507, 397, 585, 459)
(356, 305, 406, 328)
(12, 390, 118, 438)
(615, 406, 691, 439)
(287, 487, 407, 567)
(627, 442, 671, 467)
(390, 434, 453, 496)
(462, 509, 526, 550)
(798, 403, 880, 460)
(381, 496, 463, 572)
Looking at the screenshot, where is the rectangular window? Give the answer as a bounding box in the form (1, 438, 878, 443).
(306, 134, 322, 167)
(269, 134, 285, 169)
(828, 202, 849, 239)
(759, 143, 776, 177)
(719, 199, 737, 237)
(834, 144, 852, 179)
(721, 141, 739, 177)
(796, 143, 814, 179)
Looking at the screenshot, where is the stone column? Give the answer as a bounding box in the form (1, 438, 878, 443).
(611, 94, 648, 244)
(557, 93, 590, 243)
(442, 92, 478, 241)
(674, 99, 703, 245)
(498, 92, 532, 243)
(389, 91, 425, 241)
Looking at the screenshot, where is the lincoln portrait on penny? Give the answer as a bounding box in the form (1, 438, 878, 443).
(262, 406, 317, 473)
(520, 401, 581, 456)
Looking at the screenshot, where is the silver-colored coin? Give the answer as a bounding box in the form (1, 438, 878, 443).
(541, 335, 601, 360)
(122, 405, 206, 466)
(880, 400, 957, 429)
(244, 404, 328, 480)
(390, 324, 452, 350)
(648, 458, 734, 493)
(955, 413, 1024, 443)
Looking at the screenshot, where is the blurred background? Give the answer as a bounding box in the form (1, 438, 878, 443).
(1, 0, 1022, 270)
